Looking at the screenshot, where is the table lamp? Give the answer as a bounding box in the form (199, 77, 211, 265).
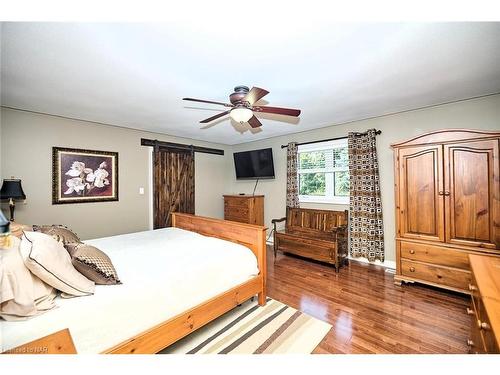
(0, 178, 26, 221)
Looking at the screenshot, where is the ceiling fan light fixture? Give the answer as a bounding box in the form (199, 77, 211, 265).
(230, 107, 253, 123)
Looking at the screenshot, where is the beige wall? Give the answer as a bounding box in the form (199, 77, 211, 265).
(0, 108, 232, 240)
(2, 94, 499, 261)
(230, 94, 500, 262)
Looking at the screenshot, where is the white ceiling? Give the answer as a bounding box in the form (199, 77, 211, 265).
(2, 22, 500, 145)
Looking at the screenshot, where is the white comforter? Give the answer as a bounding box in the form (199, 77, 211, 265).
(0, 227, 259, 353)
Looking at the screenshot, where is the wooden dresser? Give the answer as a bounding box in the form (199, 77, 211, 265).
(467, 254, 500, 354)
(223, 195, 264, 225)
(392, 129, 500, 293)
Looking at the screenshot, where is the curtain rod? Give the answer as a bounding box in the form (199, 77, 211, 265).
(280, 130, 381, 149)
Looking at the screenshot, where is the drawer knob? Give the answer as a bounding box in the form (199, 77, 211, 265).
(467, 339, 474, 347)
(468, 283, 477, 291)
(409, 266, 415, 272)
(478, 321, 491, 331)
(466, 308, 474, 315)
(409, 249, 415, 254)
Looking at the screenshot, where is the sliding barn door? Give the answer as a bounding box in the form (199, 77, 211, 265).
(153, 147, 195, 228)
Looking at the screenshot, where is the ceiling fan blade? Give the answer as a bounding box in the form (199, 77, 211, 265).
(247, 115, 262, 128)
(183, 97, 233, 107)
(243, 87, 269, 105)
(199, 110, 230, 123)
(255, 106, 301, 117)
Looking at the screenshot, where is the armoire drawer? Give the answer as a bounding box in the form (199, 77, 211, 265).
(401, 259, 471, 291)
(400, 241, 470, 270)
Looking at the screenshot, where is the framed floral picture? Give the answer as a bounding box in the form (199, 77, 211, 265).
(52, 147, 119, 204)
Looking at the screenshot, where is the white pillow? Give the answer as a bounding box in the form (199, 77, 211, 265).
(20, 231, 95, 297)
(1, 236, 57, 321)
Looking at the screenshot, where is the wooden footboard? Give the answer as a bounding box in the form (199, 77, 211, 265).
(105, 213, 268, 354)
(172, 212, 267, 305)
(4, 214, 267, 354)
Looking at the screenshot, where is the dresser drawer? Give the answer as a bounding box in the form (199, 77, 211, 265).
(224, 206, 249, 217)
(224, 198, 251, 208)
(477, 299, 500, 353)
(224, 214, 248, 224)
(480, 321, 499, 353)
(400, 241, 469, 270)
(467, 314, 486, 354)
(401, 259, 471, 291)
(469, 272, 483, 322)
(469, 312, 487, 353)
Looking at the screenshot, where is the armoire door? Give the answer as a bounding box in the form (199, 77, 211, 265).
(153, 148, 195, 229)
(398, 145, 445, 242)
(444, 139, 500, 249)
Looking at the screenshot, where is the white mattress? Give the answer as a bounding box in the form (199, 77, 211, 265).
(0, 227, 259, 353)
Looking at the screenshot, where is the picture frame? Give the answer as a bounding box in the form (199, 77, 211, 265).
(52, 147, 119, 204)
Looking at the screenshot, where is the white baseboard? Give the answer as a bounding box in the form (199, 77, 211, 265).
(348, 256, 396, 270)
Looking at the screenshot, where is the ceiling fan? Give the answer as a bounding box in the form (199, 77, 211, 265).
(183, 86, 301, 128)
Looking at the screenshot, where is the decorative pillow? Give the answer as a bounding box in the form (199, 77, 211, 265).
(1, 236, 57, 321)
(20, 231, 95, 297)
(65, 242, 121, 285)
(32, 225, 80, 245)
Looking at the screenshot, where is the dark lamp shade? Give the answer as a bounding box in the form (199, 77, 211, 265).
(0, 179, 26, 200)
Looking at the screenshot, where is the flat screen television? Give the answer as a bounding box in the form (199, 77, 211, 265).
(233, 148, 275, 180)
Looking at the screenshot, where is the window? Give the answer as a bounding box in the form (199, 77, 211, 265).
(298, 139, 349, 204)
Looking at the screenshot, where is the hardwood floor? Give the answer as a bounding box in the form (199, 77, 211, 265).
(266, 246, 470, 354)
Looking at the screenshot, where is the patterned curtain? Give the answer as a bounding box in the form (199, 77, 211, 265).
(286, 142, 300, 208)
(348, 129, 384, 262)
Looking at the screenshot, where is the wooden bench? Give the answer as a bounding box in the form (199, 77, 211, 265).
(272, 207, 349, 271)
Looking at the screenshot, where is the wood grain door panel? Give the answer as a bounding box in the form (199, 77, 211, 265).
(398, 145, 445, 242)
(153, 148, 195, 228)
(444, 140, 500, 249)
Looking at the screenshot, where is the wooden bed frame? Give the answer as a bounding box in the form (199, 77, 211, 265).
(3, 213, 267, 354)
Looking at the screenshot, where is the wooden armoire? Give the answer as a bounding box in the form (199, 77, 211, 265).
(392, 129, 500, 294)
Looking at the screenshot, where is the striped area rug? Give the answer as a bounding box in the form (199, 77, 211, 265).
(159, 298, 332, 354)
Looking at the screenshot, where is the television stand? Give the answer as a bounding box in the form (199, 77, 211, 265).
(223, 195, 264, 226)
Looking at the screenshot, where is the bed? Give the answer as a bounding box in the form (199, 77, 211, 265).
(1, 213, 267, 354)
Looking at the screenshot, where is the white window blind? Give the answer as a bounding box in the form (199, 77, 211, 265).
(297, 139, 349, 204)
